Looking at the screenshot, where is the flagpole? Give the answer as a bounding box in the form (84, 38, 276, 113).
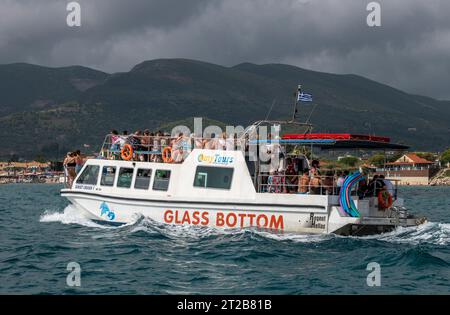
(291, 84, 301, 122)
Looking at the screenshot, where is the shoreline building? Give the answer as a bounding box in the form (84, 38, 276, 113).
(377, 153, 439, 185)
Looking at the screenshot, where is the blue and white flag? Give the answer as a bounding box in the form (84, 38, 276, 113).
(297, 92, 313, 102)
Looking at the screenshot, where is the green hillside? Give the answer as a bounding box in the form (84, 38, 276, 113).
(0, 63, 108, 116)
(0, 58, 449, 160)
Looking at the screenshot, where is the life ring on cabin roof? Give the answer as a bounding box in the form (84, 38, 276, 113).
(121, 144, 133, 161)
(378, 190, 393, 210)
(162, 146, 173, 163)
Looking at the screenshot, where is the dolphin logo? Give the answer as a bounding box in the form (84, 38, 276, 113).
(99, 202, 116, 221)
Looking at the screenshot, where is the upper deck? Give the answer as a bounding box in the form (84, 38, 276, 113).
(66, 122, 405, 206)
(70, 149, 334, 210)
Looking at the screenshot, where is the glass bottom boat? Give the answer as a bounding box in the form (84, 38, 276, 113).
(61, 119, 427, 236)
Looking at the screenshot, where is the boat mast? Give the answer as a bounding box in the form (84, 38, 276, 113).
(290, 84, 302, 122)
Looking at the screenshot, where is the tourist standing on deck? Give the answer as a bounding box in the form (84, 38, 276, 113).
(309, 160, 322, 194)
(205, 133, 217, 150)
(141, 129, 152, 162)
(298, 170, 310, 194)
(218, 132, 228, 150)
(172, 132, 185, 163)
(75, 150, 84, 174)
(285, 158, 298, 193)
(63, 152, 77, 188)
(110, 130, 120, 160)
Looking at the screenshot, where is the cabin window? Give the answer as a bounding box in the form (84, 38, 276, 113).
(100, 166, 116, 187)
(117, 167, 134, 188)
(76, 165, 100, 185)
(135, 169, 152, 190)
(153, 170, 171, 191)
(193, 166, 233, 189)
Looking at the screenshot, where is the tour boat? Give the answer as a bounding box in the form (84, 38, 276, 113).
(60, 118, 427, 236)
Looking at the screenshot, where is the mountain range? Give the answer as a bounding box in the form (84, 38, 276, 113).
(0, 58, 449, 159)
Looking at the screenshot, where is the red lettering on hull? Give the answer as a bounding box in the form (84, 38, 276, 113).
(163, 210, 284, 230)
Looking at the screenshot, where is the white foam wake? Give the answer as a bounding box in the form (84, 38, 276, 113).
(128, 217, 332, 243)
(39, 204, 106, 228)
(39, 207, 449, 245)
(361, 222, 450, 246)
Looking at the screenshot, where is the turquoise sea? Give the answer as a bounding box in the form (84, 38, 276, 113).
(0, 184, 449, 294)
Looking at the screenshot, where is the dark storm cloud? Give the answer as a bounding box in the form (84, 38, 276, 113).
(0, 0, 449, 99)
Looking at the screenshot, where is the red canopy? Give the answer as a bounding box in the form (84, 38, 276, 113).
(282, 133, 390, 143)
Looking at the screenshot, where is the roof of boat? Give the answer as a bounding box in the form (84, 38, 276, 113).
(250, 133, 409, 150)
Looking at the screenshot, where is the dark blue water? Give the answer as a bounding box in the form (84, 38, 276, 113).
(0, 184, 449, 294)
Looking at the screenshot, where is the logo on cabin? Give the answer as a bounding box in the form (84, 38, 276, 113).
(100, 202, 115, 220)
(197, 153, 234, 165)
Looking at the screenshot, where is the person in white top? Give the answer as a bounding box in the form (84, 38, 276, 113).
(171, 133, 184, 163)
(217, 132, 228, 150)
(226, 134, 235, 151)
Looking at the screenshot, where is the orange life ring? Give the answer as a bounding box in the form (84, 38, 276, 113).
(378, 190, 393, 209)
(162, 147, 173, 163)
(121, 144, 133, 161)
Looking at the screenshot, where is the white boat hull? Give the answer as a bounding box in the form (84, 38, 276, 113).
(62, 190, 344, 233)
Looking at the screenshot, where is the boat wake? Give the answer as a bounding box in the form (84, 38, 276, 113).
(360, 222, 450, 246)
(39, 205, 107, 228)
(40, 206, 449, 245)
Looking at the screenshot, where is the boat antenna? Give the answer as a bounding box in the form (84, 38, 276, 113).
(305, 103, 318, 125)
(264, 99, 277, 121)
(290, 84, 301, 122)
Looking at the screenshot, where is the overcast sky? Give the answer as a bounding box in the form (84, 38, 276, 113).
(1, 0, 449, 99)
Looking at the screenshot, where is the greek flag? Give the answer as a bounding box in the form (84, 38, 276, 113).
(297, 92, 313, 102)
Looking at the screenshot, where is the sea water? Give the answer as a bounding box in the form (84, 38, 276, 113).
(0, 184, 448, 294)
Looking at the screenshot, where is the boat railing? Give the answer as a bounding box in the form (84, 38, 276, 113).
(99, 133, 247, 163)
(255, 173, 399, 199)
(256, 174, 339, 195)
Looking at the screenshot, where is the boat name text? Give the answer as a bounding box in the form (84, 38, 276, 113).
(164, 209, 284, 230)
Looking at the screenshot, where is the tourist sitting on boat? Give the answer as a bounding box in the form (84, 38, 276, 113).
(172, 132, 186, 163)
(140, 129, 152, 162)
(160, 133, 170, 151)
(322, 170, 335, 195)
(298, 169, 310, 194)
(118, 131, 129, 151)
(152, 131, 163, 163)
(285, 158, 298, 193)
(127, 130, 142, 161)
(309, 160, 322, 194)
